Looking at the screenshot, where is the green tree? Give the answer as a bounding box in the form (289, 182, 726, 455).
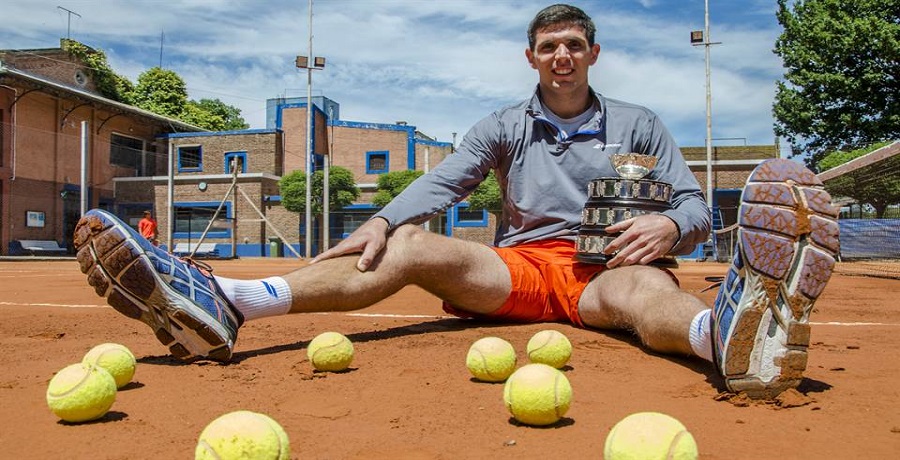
(468, 170, 502, 218)
(180, 101, 224, 130)
(279, 166, 360, 216)
(129, 67, 188, 118)
(773, 0, 900, 169)
(372, 170, 423, 207)
(181, 98, 249, 131)
(63, 42, 247, 131)
(818, 142, 900, 218)
(62, 39, 133, 102)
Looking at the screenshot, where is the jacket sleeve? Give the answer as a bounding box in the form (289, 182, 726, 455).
(373, 115, 500, 230)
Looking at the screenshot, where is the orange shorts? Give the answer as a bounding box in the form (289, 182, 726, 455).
(442, 239, 679, 327)
(442, 239, 606, 327)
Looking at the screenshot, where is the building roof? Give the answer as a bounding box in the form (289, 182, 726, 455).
(0, 63, 203, 132)
(817, 141, 900, 182)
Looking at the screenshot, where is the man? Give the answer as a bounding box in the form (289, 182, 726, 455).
(138, 210, 158, 246)
(73, 4, 838, 399)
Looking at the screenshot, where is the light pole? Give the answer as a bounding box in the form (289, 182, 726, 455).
(691, 0, 721, 212)
(296, 0, 326, 258)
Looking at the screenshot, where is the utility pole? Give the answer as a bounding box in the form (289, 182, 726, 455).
(691, 0, 721, 212)
(57, 6, 81, 40)
(296, 0, 326, 258)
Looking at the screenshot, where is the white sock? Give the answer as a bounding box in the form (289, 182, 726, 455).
(214, 276, 292, 321)
(688, 309, 713, 362)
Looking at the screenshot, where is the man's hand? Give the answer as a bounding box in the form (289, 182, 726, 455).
(310, 217, 390, 272)
(601, 214, 678, 268)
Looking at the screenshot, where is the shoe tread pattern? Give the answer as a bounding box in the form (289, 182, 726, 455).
(719, 159, 839, 399)
(74, 210, 234, 361)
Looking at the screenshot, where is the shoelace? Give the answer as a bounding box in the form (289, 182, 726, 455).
(701, 276, 724, 293)
(181, 256, 215, 276)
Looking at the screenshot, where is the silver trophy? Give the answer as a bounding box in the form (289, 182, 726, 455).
(574, 153, 678, 267)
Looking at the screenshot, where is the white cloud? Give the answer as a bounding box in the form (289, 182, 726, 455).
(1, 0, 786, 148)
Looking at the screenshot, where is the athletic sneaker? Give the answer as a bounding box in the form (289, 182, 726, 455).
(711, 159, 839, 399)
(73, 209, 243, 361)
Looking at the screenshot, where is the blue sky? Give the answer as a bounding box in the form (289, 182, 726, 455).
(2, 0, 788, 153)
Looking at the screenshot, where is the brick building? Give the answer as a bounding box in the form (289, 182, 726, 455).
(0, 42, 201, 255)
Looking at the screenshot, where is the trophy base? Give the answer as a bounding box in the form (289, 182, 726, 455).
(574, 234, 679, 268)
(573, 252, 679, 269)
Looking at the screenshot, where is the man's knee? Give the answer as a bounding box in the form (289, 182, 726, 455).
(391, 223, 425, 237)
(388, 224, 428, 247)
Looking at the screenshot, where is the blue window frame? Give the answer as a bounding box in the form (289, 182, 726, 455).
(366, 150, 389, 174)
(173, 202, 232, 239)
(224, 151, 247, 174)
(452, 202, 488, 227)
(177, 145, 202, 172)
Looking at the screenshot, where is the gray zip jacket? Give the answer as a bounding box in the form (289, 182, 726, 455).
(374, 87, 711, 255)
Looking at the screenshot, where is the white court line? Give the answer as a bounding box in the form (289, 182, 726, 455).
(315, 312, 454, 319)
(1, 302, 897, 326)
(810, 321, 900, 327)
(0, 301, 105, 308)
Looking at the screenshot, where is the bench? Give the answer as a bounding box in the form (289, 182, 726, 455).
(172, 242, 220, 259)
(13, 240, 68, 256)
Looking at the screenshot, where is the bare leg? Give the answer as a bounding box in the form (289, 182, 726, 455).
(283, 224, 512, 315)
(578, 265, 706, 356)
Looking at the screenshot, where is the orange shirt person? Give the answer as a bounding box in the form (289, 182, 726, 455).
(138, 211, 159, 246)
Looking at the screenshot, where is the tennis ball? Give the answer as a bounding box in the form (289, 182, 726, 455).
(604, 412, 698, 460)
(503, 363, 572, 426)
(196, 410, 290, 460)
(526, 329, 572, 369)
(82, 343, 136, 389)
(466, 337, 517, 382)
(307, 331, 354, 371)
(46, 362, 117, 423)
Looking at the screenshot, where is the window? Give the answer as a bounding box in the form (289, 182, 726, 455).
(178, 145, 202, 172)
(110, 133, 145, 173)
(173, 202, 232, 238)
(366, 151, 389, 174)
(312, 153, 325, 172)
(224, 151, 247, 174)
(453, 203, 488, 227)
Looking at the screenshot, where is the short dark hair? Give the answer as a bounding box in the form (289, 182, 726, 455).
(527, 4, 596, 50)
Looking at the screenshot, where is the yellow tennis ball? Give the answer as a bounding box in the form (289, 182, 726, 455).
(503, 363, 572, 426)
(604, 412, 698, 460)
(82, 343, 136, 389)
(526, 329, 572, 369)
(46, 362, 117, 423)
(307, 332, 354, 371)
(466, 337, 517, 382)
(196, 410, 290, 460)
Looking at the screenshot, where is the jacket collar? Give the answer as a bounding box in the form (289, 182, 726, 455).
(525, 85, 604, 129)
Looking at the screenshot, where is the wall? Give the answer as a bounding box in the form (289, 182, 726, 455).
(169, 131, 282, 176)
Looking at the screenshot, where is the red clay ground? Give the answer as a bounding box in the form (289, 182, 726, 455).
(1, 259, 898, 459)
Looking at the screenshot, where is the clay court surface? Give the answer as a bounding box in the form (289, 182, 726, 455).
(1, 258, 898, 459)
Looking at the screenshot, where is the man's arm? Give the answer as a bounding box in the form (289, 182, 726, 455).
(312, 116, 501, 270)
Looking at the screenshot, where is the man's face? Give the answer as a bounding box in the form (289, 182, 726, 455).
(526, 25, 600, 95)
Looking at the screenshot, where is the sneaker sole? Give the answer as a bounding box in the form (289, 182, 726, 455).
(74, 211, 233, 361)
(722, 159, 839, 398)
